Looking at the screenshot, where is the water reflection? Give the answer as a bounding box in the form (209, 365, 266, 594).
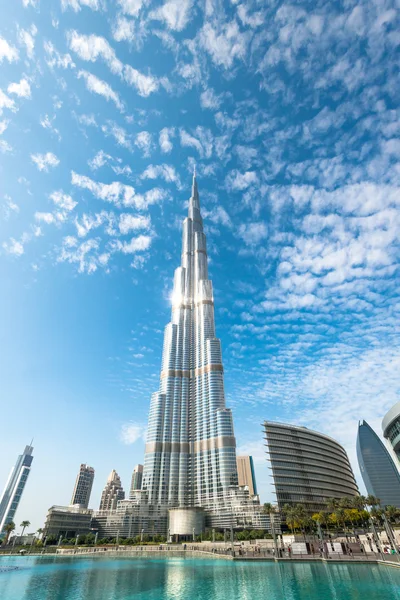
(0, 556, 400, 600)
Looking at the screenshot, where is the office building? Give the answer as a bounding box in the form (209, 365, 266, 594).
(236, 456, 258, 496)
(264, 421, 359, 512)
(357, 420, 400, 508)
(382, 402, 400, 463)
(129, 465, 143, 499)
(99, 470, 125, 511)
(44, 505, 93, 540)
(0, 443, 34, 536)
(140, 174, 266, 532)
(71, 464, 95, 508)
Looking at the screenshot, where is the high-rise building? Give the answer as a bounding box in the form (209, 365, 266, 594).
(99, 470, 125, 511)
(140, 174, 266, 532)
(264, 422, 359, 512)
(382, 402, 400, 463)
(0, 443, 34, 536)
(129, 465, 143, 498)
(236, 456, 258, 496)
(357, 420, 400, 508)
(71, 464, 95, 508)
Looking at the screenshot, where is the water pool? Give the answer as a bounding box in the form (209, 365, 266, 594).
(1, 556, 400, 600)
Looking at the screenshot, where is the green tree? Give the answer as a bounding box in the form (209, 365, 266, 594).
(4, 522, 16, 544)
(36, 528, 44, 539)
(366, 495, 381, 508)
(384, 505, 399, 525)
(20, 521, 31, 538)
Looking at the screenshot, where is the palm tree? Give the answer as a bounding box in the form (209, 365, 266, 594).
(36, 528, 44, 539)
(20, 521, 31, 538)
(366, 495, 381, 508)
(4, 522, 15, 545)
(384, 505, 399, 525)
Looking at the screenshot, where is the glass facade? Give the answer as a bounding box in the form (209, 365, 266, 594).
(264, 422, 359, 513)
(0, 444, 34, 536)
(357, 419, 400, 508)
(140, 175, 265, 530)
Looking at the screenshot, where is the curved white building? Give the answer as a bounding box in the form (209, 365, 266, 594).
(382, 402, 400, 463)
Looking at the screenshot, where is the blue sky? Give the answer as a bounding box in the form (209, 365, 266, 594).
(1, 0, 399, 531)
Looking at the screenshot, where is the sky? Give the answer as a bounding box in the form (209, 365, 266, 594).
(0, 0, 399, 532)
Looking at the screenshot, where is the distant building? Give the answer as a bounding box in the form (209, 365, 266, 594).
(382, 402, 400, 463)
(129, 465, 143, 499)
(264, 421, 359, 513)
(357, 420, 400, 508)
(99, 470, 125, 510)
(44, 505, 92, 540)
(71, 464, 95, 508)
(236, 456, 258, 496)
(0, 443, 34, 536)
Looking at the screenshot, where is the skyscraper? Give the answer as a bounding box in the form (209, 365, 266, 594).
(264, 422, 359, 512)
(141, 175, 265, 531)
(129, 465, 143, 498)
(99, 470, 125, 511)
(236, 456, 258, 496)
(71, 464, 95, 508)
(357, 420, 400, 508)
(0, 443, 34, 536)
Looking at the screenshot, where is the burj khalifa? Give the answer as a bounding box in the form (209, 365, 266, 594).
(141, 174, 265, 531)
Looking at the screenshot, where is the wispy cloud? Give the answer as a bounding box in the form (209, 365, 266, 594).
(31, 152, 60, 171)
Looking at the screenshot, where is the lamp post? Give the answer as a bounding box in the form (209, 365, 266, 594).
(192, 527, 195, 542)
(140, 529, 144, 543)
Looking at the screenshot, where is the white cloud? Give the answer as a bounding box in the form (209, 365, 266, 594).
(0, 91, 16, 116)
(179, 129, 203, 156)
(0, 119, 8, 135)
(50, 190, 77, 211)
(35, 211, 56, 224)
(88, 150, 113, 170)
(71, 171, 135, 206)
(119, 213, 151, 234)
(159, 127, 174, 153)
(77, 70, 123, 111)
(31, 152, 60, 171)
(118, 0, 145, 17)
(23, 0, 39, 6)
(18, 26, 37, 59)
(7, 79, 31, 98)
(135, 131, 152, 156)
(0, 37, 19, 63)
(61, 0, 101, 11)
(44, 41, 75, 69)
(121, 235, 152, 253)
(68, 31, 159, 97)
(2, 238, 24, 256)
(124, 65, 159, 97)
(119, 421, 146, 444)
(239, 222, 268, 245)
(200, 20, 248, 69)
(141, 164, 180, 185)
(0, 140, 12, 153)
(68, 31, 123, 74)
(149, 0, 193, 32)
(226, 170, 258, 190)
(101, 121, 131, 149)
(200, 87, 221, 110)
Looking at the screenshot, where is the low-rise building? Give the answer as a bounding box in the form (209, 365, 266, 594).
(44, 505, 93, 539)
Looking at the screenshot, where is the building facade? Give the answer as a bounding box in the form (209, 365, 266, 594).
(236, 456, 258, 496)
(129, 465, 143, 498)
(99, 470, 125, 511)
(140, 175, 266, 531)
(44, 505, 93, 539)
(264, 422, 359, 512)
(0, 443, 34, 536)
(357, 420, 400, 508)
(71, 464, 95, 508)
(382, 402, 400, 463)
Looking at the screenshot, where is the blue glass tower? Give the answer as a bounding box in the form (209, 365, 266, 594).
(0, 443, 34, 536)
(357, 420, 400, 508)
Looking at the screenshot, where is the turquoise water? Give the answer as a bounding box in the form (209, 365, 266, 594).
(1, 556, 400, 600)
